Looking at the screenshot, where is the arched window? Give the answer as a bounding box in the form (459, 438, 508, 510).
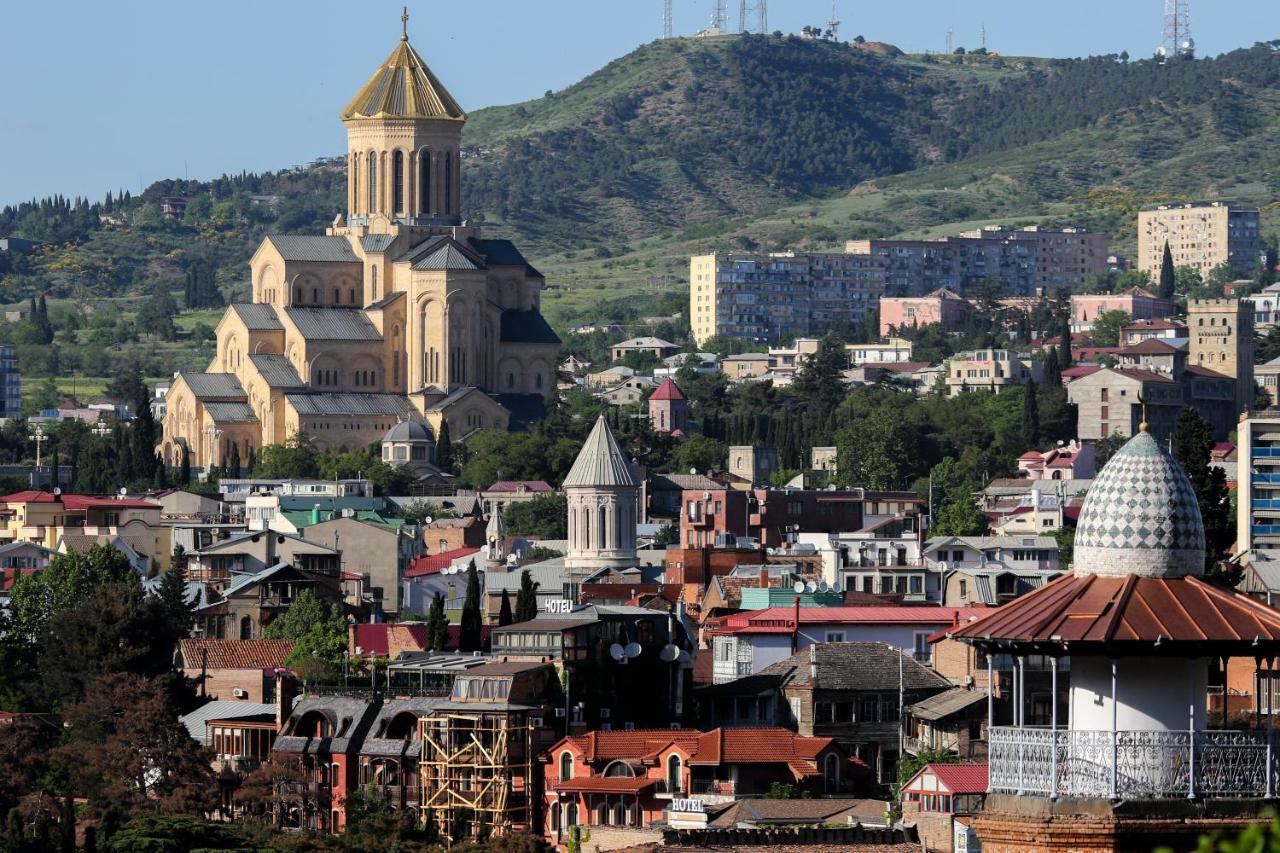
(567, 803, 579, 827)
(444, 153, 453, 214)
(549, 803, 560, 833)
(596, 803, 608, 826)
(559, 751, 573, 781)
(312, 287, 319, 303)
(333, 288, 340, 304)
(536, 373, 543, 390)
(666, 754, 682, 795)
(419, 149, 432, 214)
(351, 154, 358, 215)
(239, 615, 252, 640)
(824, 752, 839, 788)
(507, 372, 515, 390)
(367, 151, 378, 213)
(612, 803, 626, 826)
(295, 286, 302, 303)
(393, 150, 405, 214)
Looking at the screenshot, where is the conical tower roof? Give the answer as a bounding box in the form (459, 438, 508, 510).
(341, 17, 465, 122)
(1073, 428, 1205, 578)
(563, 416, 640, 489)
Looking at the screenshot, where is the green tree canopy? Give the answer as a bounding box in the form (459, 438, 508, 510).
(263, 590, 347, 670)
(504, 493, 568, 539)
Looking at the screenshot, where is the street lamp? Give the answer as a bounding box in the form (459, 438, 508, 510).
(203, 424, 222, 471)
(28, 423, 46, 488)
(91, 418, 111, 439)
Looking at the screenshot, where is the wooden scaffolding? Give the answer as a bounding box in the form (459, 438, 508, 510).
(419, 710, 535, 842)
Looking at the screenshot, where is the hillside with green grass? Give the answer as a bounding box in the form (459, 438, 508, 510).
(4, 34, 1280, 393)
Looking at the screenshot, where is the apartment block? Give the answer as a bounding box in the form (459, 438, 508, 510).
(1238, 412, 1280, 556)
(689, 252, 884, 346)
(1187, 298, 1255, 413)
(1137, 202, 1262, 277)
(945, 350, 1044, 396)
(958, 225, 1110, 294)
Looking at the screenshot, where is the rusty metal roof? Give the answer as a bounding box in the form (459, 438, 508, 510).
(946, 573, 1280, 652)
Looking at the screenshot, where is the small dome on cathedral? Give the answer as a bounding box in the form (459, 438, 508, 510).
(383, 419, 432, 443)
(1072, 429, 1205, 578)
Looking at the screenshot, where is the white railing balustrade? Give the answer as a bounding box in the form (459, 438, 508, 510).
(988, 727, 1277, 799)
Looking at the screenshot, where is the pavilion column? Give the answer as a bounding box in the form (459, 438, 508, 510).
(1269, 657, 1276, 799)
(1110, 657, 1118, 800)
(1050, 655, 1059, 799)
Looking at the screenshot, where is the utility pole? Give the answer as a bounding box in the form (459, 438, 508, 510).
(710, 0, 727, 31)
(663, 0, 673, 39)
(945, 27, 954, 53)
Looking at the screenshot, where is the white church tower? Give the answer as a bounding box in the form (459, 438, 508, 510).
(563, 416, 640, 572)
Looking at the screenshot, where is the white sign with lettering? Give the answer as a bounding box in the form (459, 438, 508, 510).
(670, 798, 705, 814)
(543, 599, 574, 614)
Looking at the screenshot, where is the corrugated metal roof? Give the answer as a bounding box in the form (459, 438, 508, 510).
(411, 241, 481, 271)
(265, 235, 359, 264)
(203, 402, 258, 423)
(283, 307, 381, 340)
(249, 354, 305, 388)
(563, 416, 641, 488)
(181, 700, 276, 744)
(180, 373, 247, 400)
(230, 303, 283, 330)
(367, 291, 404, 311)
(285, 393, 412, 417)
(360, 234, 395, 253)
(908, 687, 987, 722)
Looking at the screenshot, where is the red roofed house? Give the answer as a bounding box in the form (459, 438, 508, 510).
(703, 605, 986, 684)
(1015, 440, 1095, 481)
(348, 621, 491, 657)
(900, 763, 988, 853)
(402, 546, 482, 613)
(0, 490, 167, 570)
(543, 727, 854, 843)
(648, 378, 689, 436)
(177, 637, 295, 703)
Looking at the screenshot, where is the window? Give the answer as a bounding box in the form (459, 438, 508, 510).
(444, 154, 453, 213)
(550, 803, 561, 832)
(367, 151, 378, 212)
(392, 150, 405, 214)
(825, 631, 845, 642)
(666, 754, 682, 794)
(815, 702, 834, 724)
(418, 149, 432, 214)
(559, 751, 573, 781)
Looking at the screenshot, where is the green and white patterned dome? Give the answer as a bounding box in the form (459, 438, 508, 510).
(1073, 428, 1205, 578)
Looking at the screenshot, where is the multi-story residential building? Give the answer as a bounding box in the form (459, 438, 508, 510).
(680, 487, 920, 550)
(1237, 411, 1280, 557)
(689, 252, 885, 346)
(1257, 357, 1280, 405)
(766, 337, 822, 380)
(944, 349, 1043, 396)
(957, 225, 1110, 294)
(719, 352, 771, 380)
(845, 237, 1034, 298)
(878, 288, 972, 337)
(1245, 283, 1280, 330)
(922, 535, 1061, 608)
(1187, 298, 1254, 413)
(1070, 287, 1177, 328)
(1119, 318, 1187, 346)
(1138, 201, 1262, 277)
(0, 345, 20, 421)
(177, 638, 296, 703)
(797, 514, 930, 599)
(847, 337, 913, 364)
(0, 490, 167, 571)
(1016, 440, 1095, 481)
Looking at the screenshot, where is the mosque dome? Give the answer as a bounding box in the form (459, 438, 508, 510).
(1072, 428, 1205, 578)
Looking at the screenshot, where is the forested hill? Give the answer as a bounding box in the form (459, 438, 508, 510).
(4, 35, 1280, 311)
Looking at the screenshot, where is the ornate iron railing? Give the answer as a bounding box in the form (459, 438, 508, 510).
(989, 727, 1278, 799)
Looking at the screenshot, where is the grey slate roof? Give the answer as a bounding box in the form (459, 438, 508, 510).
(367, 291, 404, 311)
(500, 309, 561, 345)
(274, 695, 381, 755)
(180, 373, 247, 401)
(265, 235, 359, 264)
(758, 643, 950, 692)
(384, 420, 432, 442)
(230, 303, 284, 330)
(181, 700, 276, 744)
(286, 392, 413, 417)
(359, 234, 396, 253)
(411, 241, 481, 271)
(249, 353, 305, 388)
(203, 401, 258, 423)
(562, 416, 640, 488)
(469, 238, 542, 277)
(283, 307, 382, 340)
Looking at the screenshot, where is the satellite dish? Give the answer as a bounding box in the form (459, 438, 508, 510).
(119, 487, 128, 496)
(831, 582, 842, 594)
(819, 581, 830, 592)
(677, 650, 692, 665)
(423, 516, 434, 525)
(625, 642, 642, 659)
(689, 467, 697, 475)
(793, 581, 806, 594)
(52, 487, 61, 496)
(659, 644, 680, 663)
(609, 643, 625, 661)
(506, 554, 519, 566)
(939, 561, 950, 572)
(805, 581, 818, 593)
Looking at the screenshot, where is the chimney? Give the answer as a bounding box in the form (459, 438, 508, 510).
(809, 643, 818, 683)
(759, 566, 769, 588)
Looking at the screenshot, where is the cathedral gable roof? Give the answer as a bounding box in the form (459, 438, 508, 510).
(249, 354, 305, 389)
(360, 234, 396, 253)
(285, 393, 413, 417)
(469, 238, 543, 278)
(366, 291, 405, 311)
(411, 241, 481, 271)
(264, 235, 359, 264)
(341, 38, 465, 122)
(230, 304, 283, 331)
(283, 307, 382, 341)
(500, 310, 561, 346)
(203, 402, 258, 423)
(179, 373, 247, 401)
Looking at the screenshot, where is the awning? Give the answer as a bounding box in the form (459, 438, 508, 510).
(908, 686, 987, 722)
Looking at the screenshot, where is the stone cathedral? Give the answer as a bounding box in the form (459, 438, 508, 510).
(159, 13, 560, 470)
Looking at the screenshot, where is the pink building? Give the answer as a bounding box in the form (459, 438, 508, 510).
(1070, 287, 1176, 326)
(1016, 440, 1095, 481)
(879, 288, 972, 337)
(648, 378, 689, 435)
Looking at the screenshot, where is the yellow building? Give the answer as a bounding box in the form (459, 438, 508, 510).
(0, 490, 169, 571)
(1137, 202, 1262, 278)
(159, 13, 560, 471)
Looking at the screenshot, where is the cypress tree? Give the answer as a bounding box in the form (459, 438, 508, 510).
(435, 420, 454, 472)
(227, 442, 241, 477)
(1056, 312, 1072, 369)
(1021, 379, 1040, 448)
(1044, 347, 1061, 388)
(498, 588, 513, 626)
(1172, 406, 1233, 574)
(1159, 241, 1176, 300)
(180, 443, 191, 485)
(459, 560, 483, 652)
(158, 551, 194, 638)
(426, 593, 449, 651)
(515, 569, 539, 622)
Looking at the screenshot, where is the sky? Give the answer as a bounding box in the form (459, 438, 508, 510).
(0, 0, 1274, 208)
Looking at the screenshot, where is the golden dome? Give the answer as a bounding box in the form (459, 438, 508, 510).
(341, 12, 465, 122)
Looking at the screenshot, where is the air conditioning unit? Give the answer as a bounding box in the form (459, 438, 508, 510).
(670, 722, 682, 730)
(600, 723, 612, 732)
(232, 688, 248, 699)
(554, 708, 566, 718)
(600, 708, 611, 719)
(531, 716, 544, 728)
(964, 675, 975, 687)
(624, 722, 635, 731)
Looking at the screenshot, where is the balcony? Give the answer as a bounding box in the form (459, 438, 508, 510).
(988, 727, 1280, 799)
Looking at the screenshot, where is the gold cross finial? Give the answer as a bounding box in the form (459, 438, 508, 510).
(401, 6, 409, 40)
(1137, 392, 1149, 433)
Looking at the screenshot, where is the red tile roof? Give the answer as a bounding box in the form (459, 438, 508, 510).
(1184, 364, 1232, 379)
(1060, 365, 1101, 379)
(551, 776, 657, 794)
(1110, 367, 1177, 384)
(406, 547, 481, 577)
(925, 763, 989, 794)
(179, 638, 295, 670)
(946, 574, 1280, 650)
(556, 727, 838, 775)
(650, 378, 686, 401)
(0, 491, 159, 510)
(1119, 339, 1180, 355)
(351, 623, 428, 656)
(706, 606, 987, 635)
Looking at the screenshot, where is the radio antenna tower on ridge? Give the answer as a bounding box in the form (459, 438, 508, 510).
(1159, 0, 1194, 61)
(710, 0, 727, 31)
(739, 0, 766, 34)
(663, 0, 673, 38)
(826, 0, 840, 41)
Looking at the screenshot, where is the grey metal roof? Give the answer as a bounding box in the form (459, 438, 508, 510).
(203, 402, 258, 423)
(181, 700, 276, 744)
(249, 354, 305, 388)
(411, 241, 481, 271)
(384, 420, 432, 442)
(230, 303, 284, 330)
(484, 563, 569, 594)
(422, 386, 484, 412)
(180, 373, 247, 400)
(285, 393, 413, 417)
(908, 686, 987, 721)
(924, 535, 1059, 551)
(562, 416, 640, 488)
(360, 234, 396, 253)
(265, 235, 359, 264)
(283, 307, 382, 340)
(759, 643, 951, 692)
(367, 291, 404, 311)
